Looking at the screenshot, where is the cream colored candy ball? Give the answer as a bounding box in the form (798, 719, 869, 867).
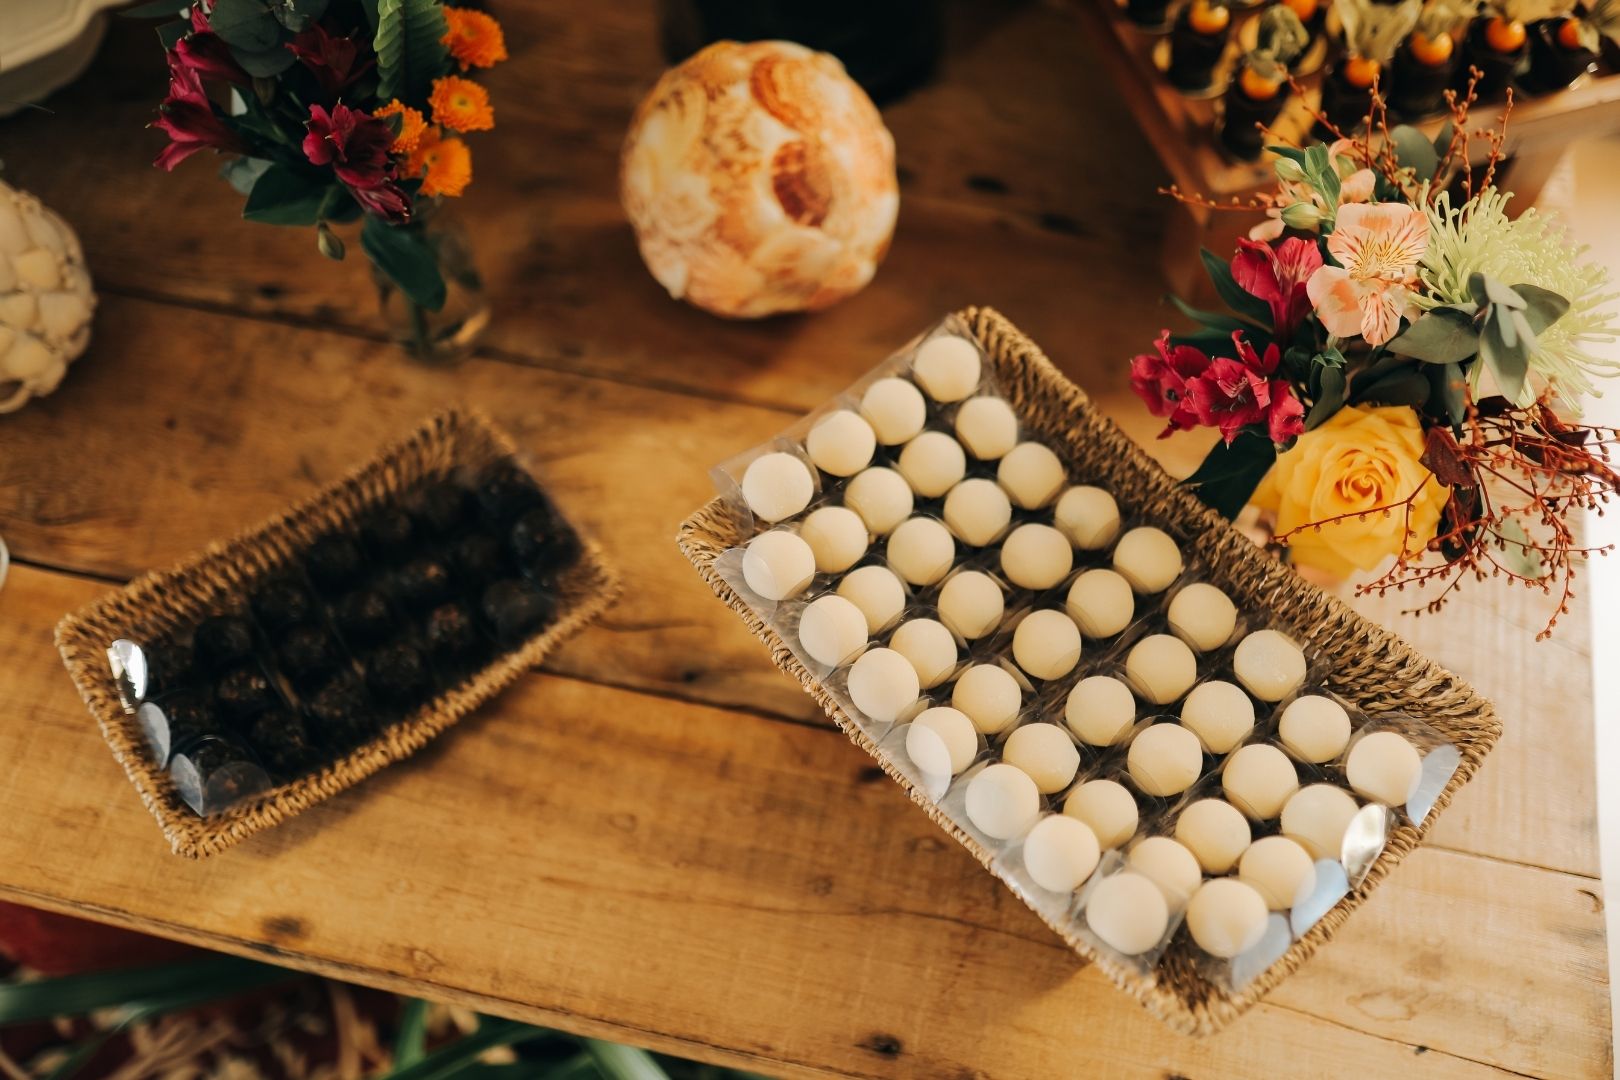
(954, 396, 1019, 460)
(942, 478, 1012, 547)
(906, 706, 978, 776)
(805, 410, 876, 477)
(1065, 675, 1137, 747)
(1085, 871, 1169, 955)
(1022, 815, 1100, 893)
(1127, 722, 1203, 797)
(1000, 523, 1073, 591)
(1233, 629, 1307, 702)
(897, 431, 966, 498)
(1002, 723, 1080, 794)
(886, 517, 955, 586)
(996, 442, 1066, 510)
(837, 564, 906, 633)
(1346, 731, 1423, 806)
(1066, 568, 1135, 638)
(797, 594, 867, 668)
(860, 377, 927, 445)
(951, 664, 1022, 735)
(740, 452, 814, 523)
(1112, 526, 1183, 594)
(1054, 485, 1121, 550)
(888, 617, 958, 689)
(965, 762, 1040, 840)
(1064, 779, 1139, 849)
(1175, 798, 1252, 874)
(1281, 784, 1360, 861)
(843, 466, 913, 535)
(913, 335, 981, 402)
(1222, 743, 1299, 821)
(1011, 609, 1082, 681)
(1279, 695, 1351, 764)
(936, 570, 1004, 640)
(1179, 679, 1255, 755)
(1186, 878, 1270, 959)
(741, 529, 816, 601)
(798, 506, 868, 574)
(1167, 583, 1238, 652)
(1128, 836, 1203, 907)
(1124, 633, 1197, 706)
(846, 647, 919, 724)
(1239, 835, 1318, 911)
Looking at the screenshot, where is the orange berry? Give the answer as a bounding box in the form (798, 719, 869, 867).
(1409, 30, 1454, 66)
(1555, 17, 1585, 50)
(1484, 16, 1526, 53)
(1189, 0, 1230, 35)
(1282, 0, 1318, 22)
(1343, 55, 1381, 87)
(1240, 65, 1283, 100)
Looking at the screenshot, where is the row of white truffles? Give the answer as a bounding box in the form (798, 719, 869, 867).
(730, 334, 1428, 965)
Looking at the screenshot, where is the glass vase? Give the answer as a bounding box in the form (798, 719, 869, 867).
(371, 203, 490, 364)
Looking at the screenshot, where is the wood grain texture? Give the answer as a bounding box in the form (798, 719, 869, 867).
(0, 564, 1608, 1078)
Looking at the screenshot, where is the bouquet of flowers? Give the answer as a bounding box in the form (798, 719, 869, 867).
(137, 0, 506, 351)
(1137, 80, 1620, 636)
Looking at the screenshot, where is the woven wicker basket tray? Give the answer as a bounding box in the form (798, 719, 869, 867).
(56, 408, 619, 859)
(677, 307, 1501, 1033)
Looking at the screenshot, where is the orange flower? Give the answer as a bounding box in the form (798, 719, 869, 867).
(428, 75, 494, 132)
(373, 99, 427, 154)
(408, 126, 473, 197)
(442, 7, 508, 69)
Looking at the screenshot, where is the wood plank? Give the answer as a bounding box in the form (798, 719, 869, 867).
(0, 563, 1606, 1078)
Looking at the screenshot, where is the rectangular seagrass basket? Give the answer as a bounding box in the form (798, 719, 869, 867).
(676, 307, 1502, 1034)
(56, 408, 619, 859)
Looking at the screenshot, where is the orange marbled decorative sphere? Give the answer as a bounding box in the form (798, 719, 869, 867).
(619, 40, 899, 319)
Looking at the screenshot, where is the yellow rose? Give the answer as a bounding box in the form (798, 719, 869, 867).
(1251, 404, 1449, 577)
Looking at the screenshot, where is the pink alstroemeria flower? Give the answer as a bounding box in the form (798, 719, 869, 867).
(1250, 139, 1378, 241)
(1129, 330, 1210, 437)
(152, 50, 246, 171)
(1232, 236, 1323, 340)
(1306, 202, 1430, 346)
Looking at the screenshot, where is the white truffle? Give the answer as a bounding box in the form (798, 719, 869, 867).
(954, 395, 1019, 460)
(1066, 568, 1135, 638)
(1085, 871, 1169, 955)
(1022, 815, 1100, 893)
(941, 478, 1012, 547)
(906, 706, 978, 776)
(1222, 743, 1299, 821)
(888, 617, 958, 689)
(1175, 798, 1252, 874)
(996, 442, 1066, 509)
(740, 452, 814, 523)
(897, 431, 967, 498)
(1346, 731, 1423, 806)
(1179, 679, 1256, 755)
(1124, 634, 1197, 705)
(1127, 722, 1204, 797)
(1011, 609, 1082, 681)
(1278, 695, 1351, 764)
(1167, 583, 1238, 652)
(1064, 778, 1139, 849)
(741, 530, 816, 600)
(937, 570, 1005, 640)
(951, 664, 1022, 735)
(886, 517, 956, 586)
(837, 564, 906, 633)
(1281, 784, 1360, 861)
(965, 762, 1040, 840)
(805, 410, 876, 477)
(799, 506, 868, 574)
(860, 377, 926, 445)
(1233, 629, 1307, 702)
(1239, 835, 1318, 910)
(1112, 526, 1183, 594)
(1054, 485, 1121, 550)
(1127, 836, 1203, 907)
(913, 335, 982, 402)
(847, 647, 920, 725)
(1065, 675, 1137, 747)
(1002, 723, 1080, 794)
(1000, 524, 1073, 591)
(1186, 878, 1269, 959)
(844, 466, 914, 535)
(797, 594, 867, 668)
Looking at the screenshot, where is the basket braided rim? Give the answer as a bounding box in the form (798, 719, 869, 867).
(55, 407, 621, 859)
(675, 306, 1501, 1034)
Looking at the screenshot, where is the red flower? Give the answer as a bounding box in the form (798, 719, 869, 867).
(1232, 236, 1323, 341)
(1130, 330, 1210, 437)
(152, 51, 245, 171)
(1233, 333, 1306, 444)
(288, 24, 373, 98)
(172, 6, 249, 87)
(303, 103, 410, 222)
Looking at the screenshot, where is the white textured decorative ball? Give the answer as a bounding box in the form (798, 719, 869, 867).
(620, 40, 899, 318)
(0, 179, 94, 413)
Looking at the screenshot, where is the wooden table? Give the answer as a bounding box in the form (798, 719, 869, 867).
(0, 3, 1609, 1076)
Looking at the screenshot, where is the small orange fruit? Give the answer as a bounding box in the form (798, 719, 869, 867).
(1484, 16, 1527, 53)
(1555, 17, 1585, 50)
(1240, 65, 1284, 100)
(1189, 0, 1231, 35)
(1282, 0, 1319, 23)
(1343, 55, 1382, 87)
(1409, 30, 1454, 66)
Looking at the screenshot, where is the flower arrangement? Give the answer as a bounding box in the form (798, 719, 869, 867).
(136, 0, 506, 352)
(1139, 78, 1620, 636)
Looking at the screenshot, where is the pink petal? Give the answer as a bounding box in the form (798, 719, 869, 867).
(1249, 214, 1285, 242)
(1359, 283, 1407, 346)
(1339, 168, 1376, 203)
(1306, 266, 1366, 339)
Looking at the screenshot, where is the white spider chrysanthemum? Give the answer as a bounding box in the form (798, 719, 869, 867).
(1417, 186, 1620, 403)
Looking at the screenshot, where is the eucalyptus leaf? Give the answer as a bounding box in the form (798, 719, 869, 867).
(1433, 119, 1455, 156)
(209, 0, 284, 51)
(1198, 248, 1273, 328)
(1353, 369, 1430, 408)
(362, 216, 447, 311)
(156, 19, 189, 48)
(244, 165, 333, 225)
(1430, 361, 1468, 426)
(1480, 312, 1530, 403)
(1306, 366, 1347, 429)
(1317, 345, 1347, 368)
(1183, 431, 1277, 520)
(221, 155, 273, 196)
(1471, 272, 1526, 310)
(232, 43, 299, 76)
(1166, 294, 1248, 333)
(1387, 307, 1480, 364)
(1390, 124, 1439, 182)
(1515, 282, 1570, 335)
(270, 0, 330, 30)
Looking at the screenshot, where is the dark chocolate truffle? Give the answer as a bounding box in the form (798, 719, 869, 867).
(193, 615, 255, 671)
(391, 557, 454, 613)
(335, 588, 394, 648)
(364, 641, 432, 706)
(425, 602, 479, 660)
(477, 462, 543, 524)
(307, 671, 376, 744)
(144, 637, 200, 695)
(170, 737, 270, 815)
(362, 507, 416, 561)
(216, 665, 279, 720)
(248, 710, 314, 775)
(480, 578, 556, 642)
(277, 624, 343, 687)
(413, 481, 473, 537)
(510, 506, 581, 571)
(252, 579, 314, 635)
(449, 531, 508, 587)
(136, 689, 222, 763)
(305, 534, 364, 593)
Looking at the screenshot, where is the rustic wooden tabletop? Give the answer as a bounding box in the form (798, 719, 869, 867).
(0, 2, 1609, 1077)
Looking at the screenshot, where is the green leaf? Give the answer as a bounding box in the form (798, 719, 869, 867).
(1471, 272, 1526, 311)
(1514, 282, 1570, 335)
(362, 216, 447, 311)
(375, 0, 451, 105)
(1168, 329, 1241, 355)
(359, 0, 381, 30)
(1430, 361, 1468, 426)
(1479, 310, 1531, 403)
(1166, 294, 1248, 333)
(1353, 369, 1430, 408)
(232, 43, 299, 76)
(1316, 344, 1347, 368)
(1183, 431, 1277, 520)
(209, 0, 284, 50)
(221, 155, 273, 196)
(1265, 145, 1308, 165)
(269, 0, 329, 30)
(244, 165, 334, 225)
(379, 1019, 540, 1080)
(1306, 365, 1347, 429)
(394, 998, 430, 1068)
(1496, 518, 1545, 577)
(1198, 248, 1273, 328)
(123, 0, 189, 17)
(0, 955, 287, 1025)
(1432, 119, 1455, 156)
(156, 18, 189, 48)
(1387, 307, 1481, 364)
(1390, 124, 1440, 182)
(584, 1039, 670, 1080)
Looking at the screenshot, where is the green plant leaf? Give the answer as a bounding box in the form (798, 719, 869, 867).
(375, 0, 451, 105)
(394, 998, 430, 1068)
(1479, 311, 1531, 402)
(359, 0, 381, 30)
(1306, 365, 1346, 429)
(1183, 431, 1277, 520)
(1168, 329, 1241, 355)
(584, 1039, 670, 1080)
(232, 43, 299, 76)
(362, 216, 447, 311)
(1432, 119, 1455, 156)
(1265, 145, 1308, 165)
(1390, 124, 1439, 182)
(221, 155, 273, 196)
(1387, 307, 1480, 364)
(1429, 361, 1468, 426)
(1496, 517, 1545, 577)
(269, 0, 329, 30)
(1469, 272, 1526, 311)
(244, 165, 335, 225)
(123, 0, 190, 17)
(1514, 282, 1570, 335)
(1166, 294, 1248, 333)
(156, 18, 189, 48)
(1198, 248, 1273, 328)
(209, 0, 284, 50)
(1353, 368, 1430, 408)
(0, 955, 288, 1026)
(380, 1019, 540, 1080)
